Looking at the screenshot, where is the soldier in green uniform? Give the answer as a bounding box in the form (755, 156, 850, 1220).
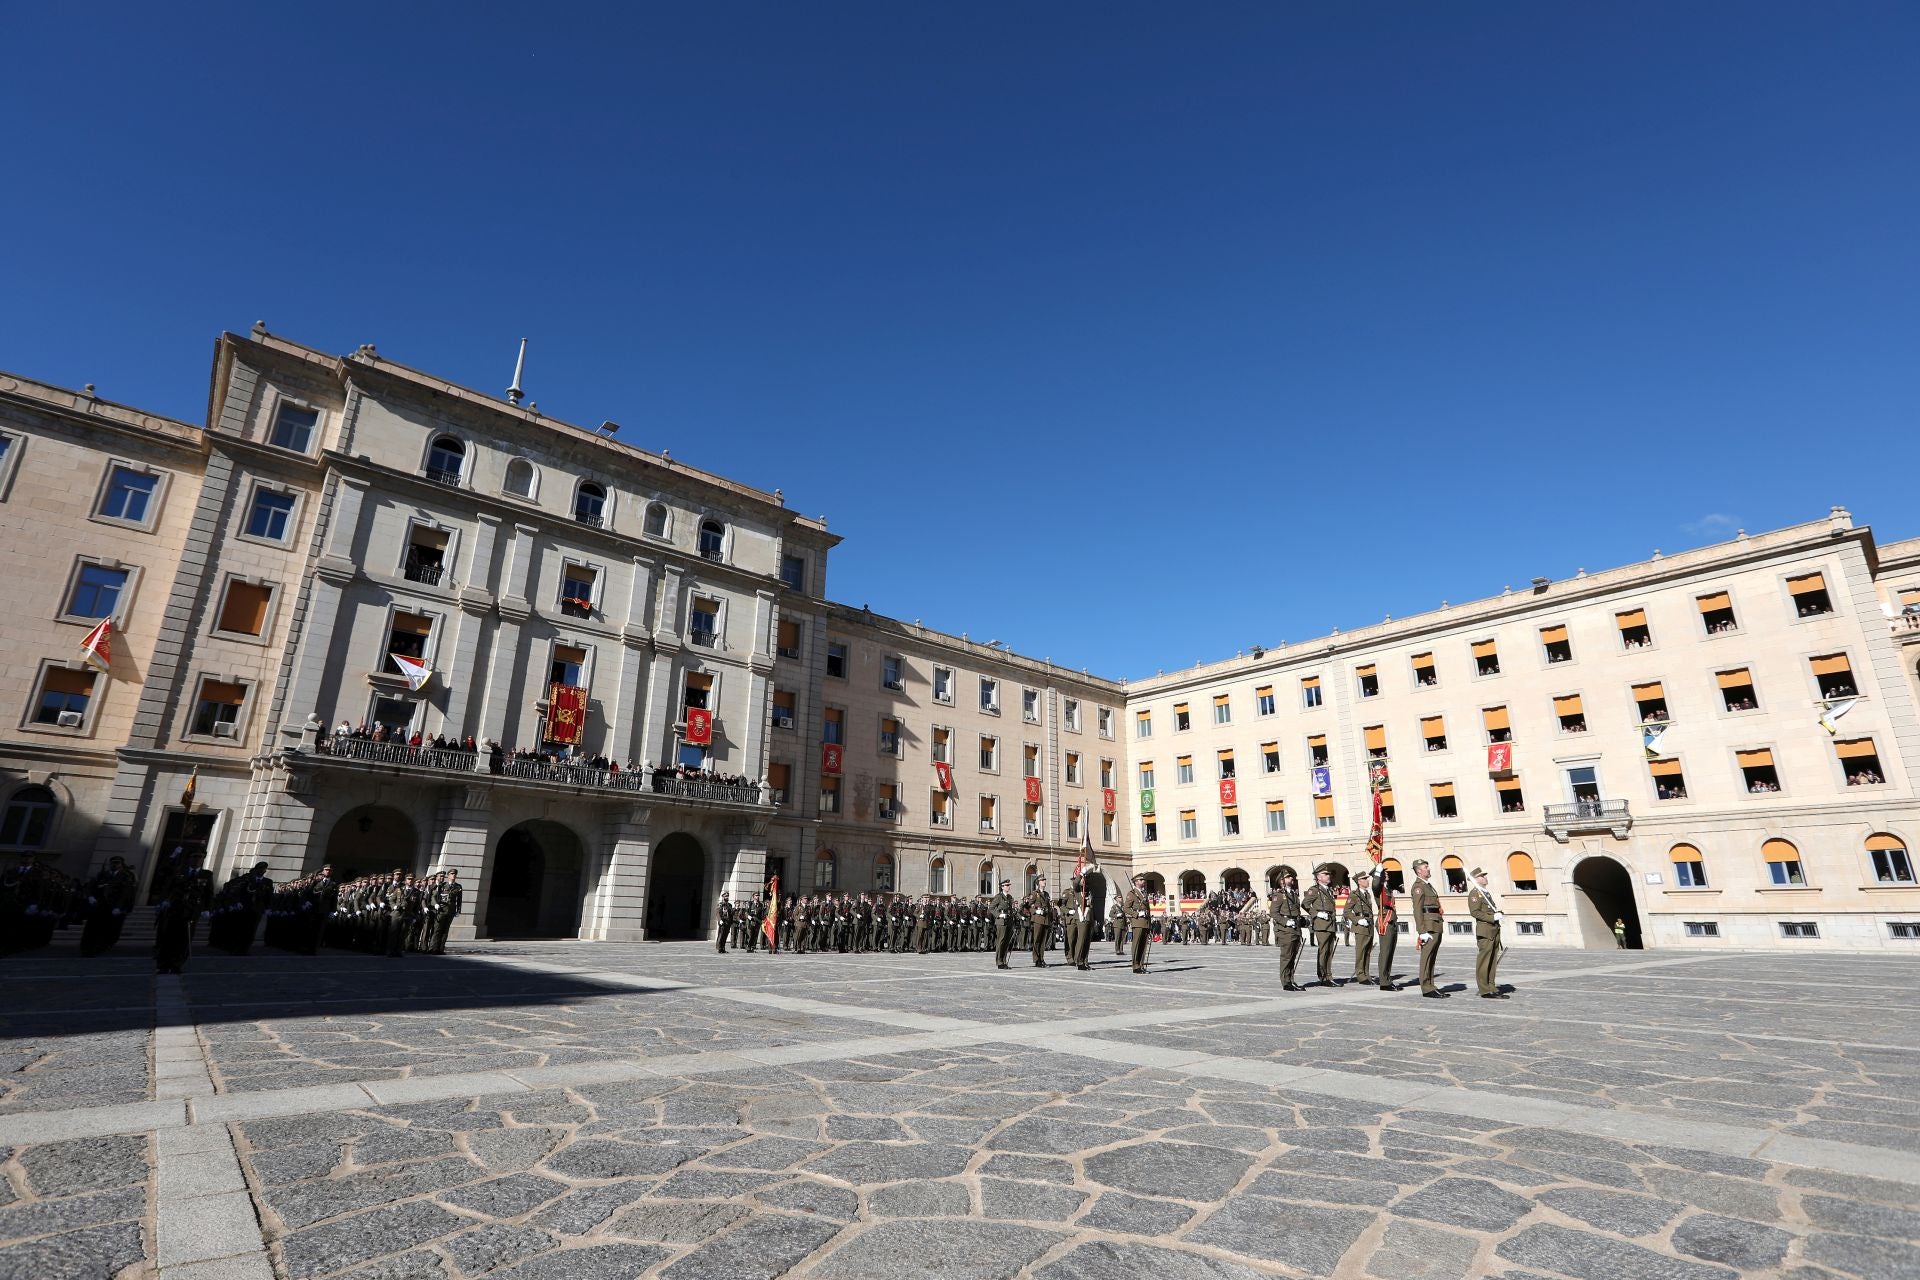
(1109, 898, 1126, 954)
(1410, 858, 1447, 997)
(990, 879, 1016, 968)
(1345, 868, 1377, 985)
(1024, 876, 1055, 968)
(1302, 867, 1340, 986)
(1123, 873, 1153, 973)
(1063, 876, 1094, 969)
(715, 892, 733, 953)
(1467, 867, 1508, 998)
(1270, 868, 1306, 991)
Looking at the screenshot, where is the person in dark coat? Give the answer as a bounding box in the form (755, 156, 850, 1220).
(154, 869, 213, 974)
(79, 856, 138, 955)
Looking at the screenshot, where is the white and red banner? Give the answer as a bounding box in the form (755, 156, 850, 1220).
(78, 619, 113, 676)
(391, 653, 432, 692)
(1219, 778, 1237, 805)
(934, 760, 955, 792)
(685, 706, 713, 746)
(1024, 777, 1042, 805)
(1487, 742, 1513, 774)
(821, 742, 843, 775)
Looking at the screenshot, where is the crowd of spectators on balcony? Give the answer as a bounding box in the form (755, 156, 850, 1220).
(315, 723, 762, 799)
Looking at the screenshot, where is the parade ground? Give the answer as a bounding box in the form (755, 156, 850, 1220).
(2, 943, 1918, 1280)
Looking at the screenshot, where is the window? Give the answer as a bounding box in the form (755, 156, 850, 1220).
(0, 786, 56, 848)
(1540, 625, 1572, 665)
(1411, 652, 1437, 687)
(930, 855, 948, 896)
(190, 678, 247, 736)
(689, 597, 720, 646)
(1650, 757, 1688, 800)
(780, 554, 805, 592)
(1684, 921, 1720, 938)
(1670, 843, 1708, 887)
(1265, 800, 1286, 833)
(1787, 571, 1833, 617)
(1377, 787, 1396, 823)
(1737, 748, 1780, 793)
(1355, 665, 1379, 699)
(371, 696, 417, 736)
(1066, 807, 1083, 840)
(1176, 755, 1194, 785)
(99, 466, 159, 525)
(823, 707, 844, 745)
(1891, 922, 1920, 940)
(1023, 688, 1040, 723)
(1764, 838, 1804, 886)
(1065, 752, 1081, 786)
(643, 502, 669, 538)
(1100, 757, 1114, 788)
(1300, 677, 1322, 709)
(877, 782, 899, 820)
(1441, 854, 1468, 892)
(980, 677, 999, 712)
(1313, 795, 1335, 829)
(398, 523, 450, 585)
(1138, 761, 1155, 789)
(1179, 809, 1198, 840)
(767, 763, 791, 806)
(776, 619, 801, 659)
(1717, 668, 1759, 712)
(1141, 814, 1158, 843)
(878, 716, 903, 756)
(1809, 654, 1856, 701)
(385, 611, 433, 676)
(1633, 682, 1668, 724)
(819, 776, 841, 815)
(1836, 738, 1885, 787)
(1262, 742, 1280, 775)
(66, 563, 130, 620)
(979, 735, 999, 771)
(573, 482, 607, 526)
(1364, 725, 1387, 760)
(1217, 748, 1236, 780)
(425, 436, 465, 483)
(549, 643, 587, 687)
(1616, 608, 1652, 649)
(882, 655, 904, 690)
(1221, 805, 1240, 837)
(503, 458, 536, 498)
(1022, 744, 1040, 779)
(826, 642, 848, 679)
(1496, 776, 1525, 814)
(1482, 705, 1511, 744)
(1174, 702, 1191, 731)
(814, 849, 836, 890)
(772, 689, 797, 729)
(1471, 639, 1500, 677)
(1102, 812, 1115, 842)
(1064, 699, 1081, 731)
(1780, 921, 1819, 939)
(270, 402, 318, 452)
(930, 790, 952, 827)
(932, 666, 953, 704)
(1421, 715, 1448, 752)
(698, 520, 725, 560)
(1135, 710, 1152, 738)
(1867, 834, 1914, 885)
(683, 671, 713, 711)
(1506, 851, 1536, 891)
(1697, 591, 1738, 635)
(1431, 782, 1458, 819)
(1097, 707, 1113, 738)
(1448, 919, 1474, 936)
(1212, 693, 1231, 725)
(242, 486, 295, 542)
(1553, 694, 1587, 734)
(33, 667, 97, 727)
(1516, 921, 1545, 937)
(1306, 734, 1328, 767)
(0, 431, 17, 494)
(1256, 685, 1276, 715)
(979, 796, 997, 833)
(216, 580, 273, 637)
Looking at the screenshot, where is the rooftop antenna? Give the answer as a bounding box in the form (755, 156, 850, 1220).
(506, 338, 528, 406)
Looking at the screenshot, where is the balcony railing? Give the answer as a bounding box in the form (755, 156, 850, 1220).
(424, 466, 462, 487)
(318, 736, 477, 773)
(1543, 798, 1632, 844)
(689, 627, 719, 648)
(700, 546, 725, 562)
(312, 735, 764, 805)
(573, 511, 605, 527)
(403, 559, 445, 586)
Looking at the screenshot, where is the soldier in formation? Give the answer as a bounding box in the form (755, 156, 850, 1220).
(77, 855, 138, 956)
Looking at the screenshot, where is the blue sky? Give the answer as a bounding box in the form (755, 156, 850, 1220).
(4, 3, 1916, 679)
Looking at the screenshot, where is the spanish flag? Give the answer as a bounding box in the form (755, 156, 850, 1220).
(761, 875, 779, 952)
(79, 619, 113, 676)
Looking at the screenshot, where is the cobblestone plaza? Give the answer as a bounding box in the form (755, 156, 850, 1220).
(2, 942, 1917, 1279)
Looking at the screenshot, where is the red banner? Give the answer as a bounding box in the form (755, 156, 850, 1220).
(545, 683, 588, 747)
(1219, 778, 1237, 805)
(821, 742, 843, 775)
(1101, 787, 1116, 814)
(934, 760, 954, 792)
(762, 875, 779, 952)
(1487, 742, 1513, 774)
(685, 706, 713, 745)
(1024, 777, 1042, 805)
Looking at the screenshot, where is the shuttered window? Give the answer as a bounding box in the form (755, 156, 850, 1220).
(1540, 625, 1568, 644)
(1809, 654, 1852, 676)
(1471, 640, 1497, 658)
(1412, 652, 1437, 685)
(1420, 715, 1447, 747)
(217, 581, 272, 636)
(1717, 668, 1751, 689)
(1736, 749, 1775, 768)
(1553, 694, 1584, 716)
(1786, 572, 1825, 592)
(1430, 782, 1455, 798)
(1616, 608, 1647, 628)
(1649, 757, 1684, 778)
(1364, 725, 1387, 754)
(1835, 737, 1878, 759)
(1482, 706, 1510, 732)
(1313, 795, 1335, 822)
(1506, 851, 1535, 883)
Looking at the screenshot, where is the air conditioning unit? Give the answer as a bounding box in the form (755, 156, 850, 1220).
(980, 819, 996, 832)
(878, 804, 896, 819)
(884, 679, 904, 691)
(773, 712, 794, 729)
(1024, 822, 1041, 837)
(56, 710, 83, 728)
(212, 722, 238, 738)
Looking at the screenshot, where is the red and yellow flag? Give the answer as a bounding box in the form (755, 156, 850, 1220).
(79, 619, 113, 676)
(761, 875, 779, 951)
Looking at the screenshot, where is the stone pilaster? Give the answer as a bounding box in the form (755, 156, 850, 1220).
(597, 802, 654, 942)
(478, 523, 538, 747)
(433, 784, 494, 942)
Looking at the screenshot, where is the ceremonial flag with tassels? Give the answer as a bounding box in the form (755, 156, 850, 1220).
(79, 619, 113, 676)
(1367, 790, 1395, 939)
(761, 875, 780, 951)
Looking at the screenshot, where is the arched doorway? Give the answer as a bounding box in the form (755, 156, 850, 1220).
(1179, 869, 1207, 899)
(645, 832, 707, 941)
(1571, 854, 1642, 949)
(1139, 871, 1167, 899)
(324, 806, 418, 883)
(486, 821, 586, 939)
(1264, 864, 1285, 890)
(1083, 867, 1108, 925)
(1222, 867, 1251, 896)
(1317, 860, 1352, 890)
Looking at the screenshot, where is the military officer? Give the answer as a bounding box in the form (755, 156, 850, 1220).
(1024, 877, 1055, 968)
(1467, 866, 1508, 998)
(1301, 867, 1341, 986)
(991, 878, 1016, 969)
(1345, 867, 1377, 985)
(1410, 858, 1447, 997)
(715, 892, 734, 953)
(1122, 874, 1153, 973)
(1270, 868, 1306, 991)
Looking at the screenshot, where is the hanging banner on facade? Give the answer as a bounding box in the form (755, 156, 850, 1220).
(78, 619, 113, 676)
(934, 760, 955, 792)
(1311, 765, 1332, 796)
(685, 706, 713, 745)
(1139, 788, 1156, 815)
(821, 742, 843, 774)
(1024, 777, 1042, 805)
(1487, 742, 1513, 774)
(1218, 778, 1237, 805)
(1102, 787, 1116, 814)
(1368, 759, 1391, 794)
(546, 683, 588, 746)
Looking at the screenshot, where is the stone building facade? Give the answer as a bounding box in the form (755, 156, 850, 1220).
(4, 327, 1918, 949)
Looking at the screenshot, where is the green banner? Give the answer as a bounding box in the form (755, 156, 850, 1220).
(1140, 789, 1156, 815)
